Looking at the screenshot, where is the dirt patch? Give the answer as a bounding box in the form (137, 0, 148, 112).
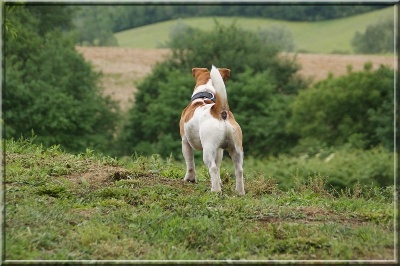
(66, 164, 128, 188)
(64, 162, 195, 193)
(77, 46, 396, 112)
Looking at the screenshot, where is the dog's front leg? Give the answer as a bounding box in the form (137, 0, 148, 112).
(182, 138, 196, 182)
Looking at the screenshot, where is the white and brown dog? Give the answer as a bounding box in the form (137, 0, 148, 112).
(179, 65, 245, 195)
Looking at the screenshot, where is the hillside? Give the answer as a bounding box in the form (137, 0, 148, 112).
(76, 47, 396, 112)
(114, 6, 394, 53)
(4, 138, 395, 261)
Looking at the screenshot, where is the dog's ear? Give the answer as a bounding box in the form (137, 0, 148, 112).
(218, 68, 231, 82)
(192, 68, 209, 79)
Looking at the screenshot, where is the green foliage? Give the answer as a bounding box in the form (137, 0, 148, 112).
(74, 6, 118, 46)
(239, 146, 395, 192)
(74, 5, 386, 34)
(258, 24, 295, 52)
(352, 18, 396, 54)
(287, 65, 395, 151)
(228, 69, 300, 156)
(115, 7, 394, 53)
(117, 22, 308, 157)
(4, 5, 120, 153)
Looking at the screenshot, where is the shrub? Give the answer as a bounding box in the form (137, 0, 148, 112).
(239, 146, 395, 192)
(287, 65, 395, 151)
(351, 18, 396, 54)
(117, 22, 308, 158)
(258, 24, 295, 52)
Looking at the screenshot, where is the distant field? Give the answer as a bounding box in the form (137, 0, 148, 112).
(76, 46, 396, 112)
(115, 6, 394, 53)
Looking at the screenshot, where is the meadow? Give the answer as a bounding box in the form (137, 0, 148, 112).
(5, 5, 397, 263)
(4, 138, 396, 261)
(114, 6, 394, 53)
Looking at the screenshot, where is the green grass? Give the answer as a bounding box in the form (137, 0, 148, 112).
(4, 138, 396, 261)
(114, 6, 394, 53)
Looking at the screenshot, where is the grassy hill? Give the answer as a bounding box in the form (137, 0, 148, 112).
(114, 6, 394, 53)
(4, 138, 395, 260)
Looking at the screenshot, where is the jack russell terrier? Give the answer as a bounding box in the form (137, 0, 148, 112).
(179, 65, 245, 195)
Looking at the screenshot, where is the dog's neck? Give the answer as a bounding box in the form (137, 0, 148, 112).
(191, 79, 216, 98)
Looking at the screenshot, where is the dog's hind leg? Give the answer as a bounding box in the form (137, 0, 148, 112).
(203, 146, 222, 193)
(182, 139, 196, 182)
(215, 148, 224, 187)
(228, 146, 245, 195)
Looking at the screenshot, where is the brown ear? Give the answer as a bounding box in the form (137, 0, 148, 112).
(218, 68, 231, 82)
(192, 68, 209, 79)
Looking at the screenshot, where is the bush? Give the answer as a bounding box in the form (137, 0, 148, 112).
(117, 22, 308, 158)
(238, 146, 395, 192)
(351, 18, 396, 54)
(258, 24, 295, 52)
(287, 65, 395, 151)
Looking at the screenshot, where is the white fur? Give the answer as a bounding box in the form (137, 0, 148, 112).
(191, 79, 216, 97)
(181, 66, 245, 195)
(210, 65, 227, 108)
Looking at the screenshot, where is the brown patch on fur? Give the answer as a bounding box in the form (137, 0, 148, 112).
(179, 101, 204, 137)
(210, 68, 231, 120)
(192, 68, 210, 87)
(228, 111, 243, 148)
(210, 95, 230, 120)
(218, 68, 231, 82)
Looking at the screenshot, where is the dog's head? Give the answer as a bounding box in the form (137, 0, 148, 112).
(192, 67, 231, 86)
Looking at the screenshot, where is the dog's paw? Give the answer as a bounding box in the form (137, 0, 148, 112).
(236, 189, 245, 196)
(211, 188, 222, 193)
(183, 176, 197, 183)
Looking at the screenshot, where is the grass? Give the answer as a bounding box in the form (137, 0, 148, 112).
(3, 138, 396, 262)
(114, 6, 394, 53)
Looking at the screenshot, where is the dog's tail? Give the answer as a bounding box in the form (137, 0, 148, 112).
(210, 65, 229, 120)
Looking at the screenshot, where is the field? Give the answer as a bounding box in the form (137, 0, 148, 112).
(4, 138, 396, 261)
(114, 6, 394, 53)
(4, 6, 398, 263)
(76, 46, 396, 111)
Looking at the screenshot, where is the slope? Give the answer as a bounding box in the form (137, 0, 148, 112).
(114, 6, 394, 53)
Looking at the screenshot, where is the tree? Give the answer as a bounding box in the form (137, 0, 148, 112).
(352, 18, 396, 54)
(74, 6, 118, 46)
(258, 24, 295, 52)
(117, 22, 308, 158)
(4, 4, 120, 153)
(287, 65, 395, 151)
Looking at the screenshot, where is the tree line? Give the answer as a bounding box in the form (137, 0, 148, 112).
(72, 4, 395, 55)
(75, 4, 386, 33)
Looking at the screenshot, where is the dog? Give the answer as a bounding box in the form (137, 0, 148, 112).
(179, 65, 245, 195)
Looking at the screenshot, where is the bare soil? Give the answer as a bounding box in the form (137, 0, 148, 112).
(76, 46, 396, 112)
